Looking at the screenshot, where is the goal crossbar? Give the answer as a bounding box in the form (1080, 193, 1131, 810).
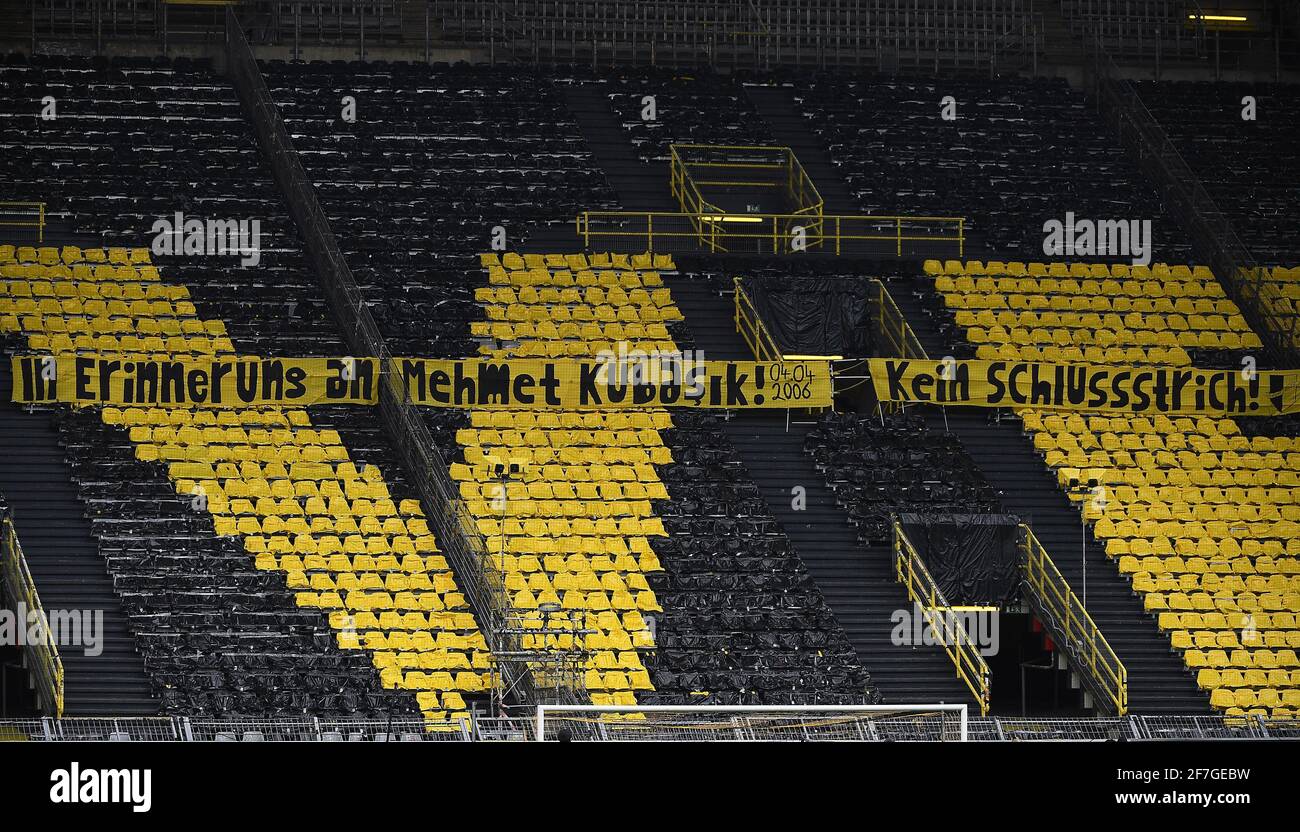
(535, 704, 969, 742)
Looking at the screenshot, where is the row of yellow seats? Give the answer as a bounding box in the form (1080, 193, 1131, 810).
(287, 570, 459, 594)
(925, 258, 1213, 280)
(197, 470, 401, 498)
(1146, 592, 1300, 614)
(240, 533, 438, 557)
(1209, 689, 1300, 712)
(1196, 670, 1300, 686)
(1033, 412, 1242, 437)
(1039, 432, 1256, 454)
(1072, 485, 1295, 508)
(1137, 574, 1300, 598)
(488, 532, 661, 559)
(485, 303, 681, 324)
(2, 244, 149, 265)
(1107, 517, 1300, 541)
(975, 344, 1192, 365)
(2, 276, 176, 299)
(939, 276, 1227, 303)
(490, 550, 661, 575)
(487, 268, 664, 290)
(968, 313, 1244, 335)
(470, 409, 674, 431)
(1, 264, 165, 285)
(391, 670, 490, 692)
(261, 552, 446, 574)
(413, 692, 470, 712)
(454, 462, 662, 484)
(1170, 629, 1300, 650)
(1110, 539, 1300, 560)
(481, 341, 676, 360)
(1185, 648, 1300, 669)
(138, 442, 350, 464)
(505, 570, 650, 596)
(236, 516, 425, 540)
(955, 308, 1242, 332)
(12, 312, 227, 337)
(943, 292, 1243, 315)
(513, 586, 660, 614)
(370, 649, 478, 670)
(476, 285, 675, 307)
(296, 589, 467, 613)
(210, 493, 403, 518)
(1055, 463, 1299, 490)
(1045, 445, 1298, 471)
(1160, 611, 1299, 631)
(472, 320, 672, 341)
(484, 251, 673, 271)
(1, 298, 204, 320)
(584, 669, 653, 691)
(463, 446, 670, 468)
(484, 515, 666, 540)
(465, 499, 655, 521)
(466, 481, 669, 504)
(132, 425, 346, 446)
(105, 406, 310, 428)
(328, 609, 477, 633)
(966, 326, 1252, 349)
(458, 428, 665, 448)
(18, 342, 233, 362)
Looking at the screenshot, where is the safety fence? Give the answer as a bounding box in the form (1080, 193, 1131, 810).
(892, 520, 992, 715)
(576, 211, 963, 256)
(670, 144, 823, 218)
(0, 509, 64, 718)
(1020, 525, 1128, 716)
(3, 713, 1295, 741)
(0, 201, 46, 243)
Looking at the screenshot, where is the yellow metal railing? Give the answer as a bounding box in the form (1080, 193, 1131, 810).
(1020, 525, 1128, 716)
(0, 512, 64, 717)
(893, 520, 991, 715)
(869, 278, 928, 361)
(0, 202, 46, 243)
(575, 211, 964, 256)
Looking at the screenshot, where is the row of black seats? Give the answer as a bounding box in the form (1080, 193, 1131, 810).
(806, 410, 1000, 543)
(795, 74, 1194, 262)
(642, 410, 878, 705)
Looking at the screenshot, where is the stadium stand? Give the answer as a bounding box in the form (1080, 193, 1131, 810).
(450, 251, 875, 705)
(929, 259, 1300, 718)
(795, 75, 1194, 261)
(2, 243, 491, 723)
(262, 60, 619, 359)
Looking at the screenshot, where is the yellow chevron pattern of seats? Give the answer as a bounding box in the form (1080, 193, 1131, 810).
(459, 251, 677, 705)
(0, 242, 492, 726)
(929, 258, 1300, 718)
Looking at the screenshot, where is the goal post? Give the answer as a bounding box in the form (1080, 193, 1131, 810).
(534, 704, 969, 742)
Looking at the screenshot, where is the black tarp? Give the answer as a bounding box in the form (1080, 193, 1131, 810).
(898, 513, 1021, 607)
(742, 276, 872, 357)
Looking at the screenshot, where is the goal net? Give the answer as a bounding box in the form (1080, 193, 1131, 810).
(534, 704, 968, 742)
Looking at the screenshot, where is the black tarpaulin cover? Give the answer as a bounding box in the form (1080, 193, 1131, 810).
(898, 513, 1021, 607)
(742, 276, 872, 357)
